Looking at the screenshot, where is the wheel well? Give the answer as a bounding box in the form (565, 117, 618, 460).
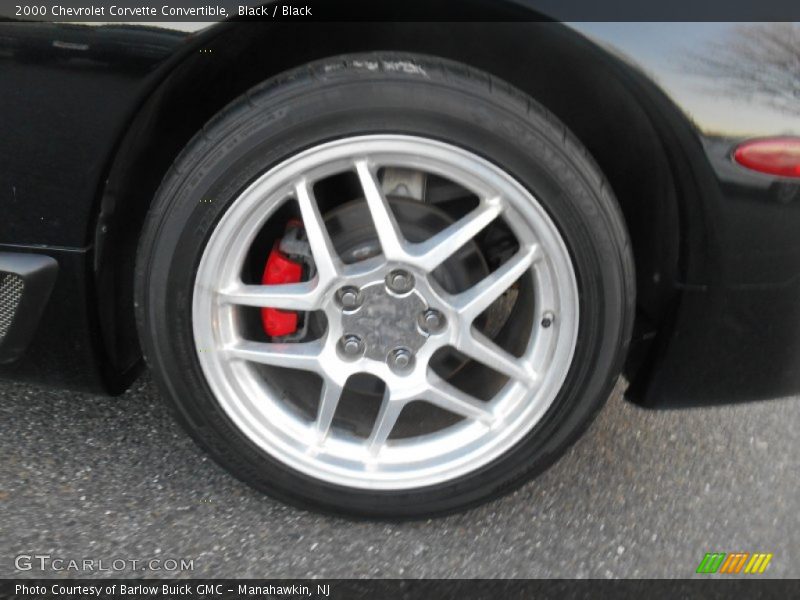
(98, 22, 683, 383)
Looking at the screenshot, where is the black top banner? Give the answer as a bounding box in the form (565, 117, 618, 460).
(1, 0, 800, 22)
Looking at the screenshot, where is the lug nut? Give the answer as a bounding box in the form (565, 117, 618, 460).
(337, 286, 361, 310)
(388, 347, 414, 372)
(386, 269, 414, 294)
(341, 334, 364, 358)
(420, 309, 446, 333)
(541, 311, 555, 328)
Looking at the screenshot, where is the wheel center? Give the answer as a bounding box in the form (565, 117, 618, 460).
(340, 280, 429, 362)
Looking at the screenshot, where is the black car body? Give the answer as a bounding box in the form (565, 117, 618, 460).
(1, 2, 799, 411)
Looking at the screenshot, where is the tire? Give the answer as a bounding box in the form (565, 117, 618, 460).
(135, 52, 635, 518)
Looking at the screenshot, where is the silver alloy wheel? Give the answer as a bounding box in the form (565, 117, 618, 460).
(192, 135, 579, 490)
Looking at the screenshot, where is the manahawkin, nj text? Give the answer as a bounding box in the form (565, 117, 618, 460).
(16, 583, 331, 597)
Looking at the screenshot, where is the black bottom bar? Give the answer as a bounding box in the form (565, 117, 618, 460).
(2, 579, 797, 600)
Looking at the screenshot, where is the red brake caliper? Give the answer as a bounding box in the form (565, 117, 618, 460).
(261, 221, 304, 337)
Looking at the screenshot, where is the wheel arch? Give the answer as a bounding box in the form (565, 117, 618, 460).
(96, 20, 706, 397)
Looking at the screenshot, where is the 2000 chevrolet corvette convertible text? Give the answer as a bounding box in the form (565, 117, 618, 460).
(1, 6, 799, 516)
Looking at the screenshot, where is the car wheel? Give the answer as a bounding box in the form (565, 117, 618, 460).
(135, 53, 634, 517)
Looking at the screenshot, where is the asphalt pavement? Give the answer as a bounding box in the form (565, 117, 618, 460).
(0, 374, 797, 578)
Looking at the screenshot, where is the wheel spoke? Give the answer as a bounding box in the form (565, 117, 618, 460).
(314, 378, 343, 443)
(218, 280, 322, 310)
(225, 340, 323, 372)
(424, 372, 495, 423)
(355, 160, 407, 261)
(295, 179, 340, 281)
(451, 245, 540, 321)
(455, 329, 536, 383)
(412, 198, 503, 270)
(366, 388, 404, 455)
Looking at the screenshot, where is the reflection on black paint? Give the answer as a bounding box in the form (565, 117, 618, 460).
(683, 22, 800, 118)
(0, 23, 186, 247)
(0, 22, 183, 72)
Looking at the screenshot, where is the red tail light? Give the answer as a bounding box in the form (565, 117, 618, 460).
(733, 137, 800, 178)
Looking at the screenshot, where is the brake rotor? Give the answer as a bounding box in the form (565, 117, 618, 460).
(325, 196, 489, 292)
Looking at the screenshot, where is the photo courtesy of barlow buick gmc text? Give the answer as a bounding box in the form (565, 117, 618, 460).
(0, 0, 798, 595)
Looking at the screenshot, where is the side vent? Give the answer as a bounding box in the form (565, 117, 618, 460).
(0, 253, 58, 364)
(0, 272, 25, 341)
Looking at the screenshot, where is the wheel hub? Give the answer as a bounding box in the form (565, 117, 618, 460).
(339, 279, 431, 364)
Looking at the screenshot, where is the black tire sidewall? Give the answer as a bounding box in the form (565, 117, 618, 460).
(136, 54, 633, 518)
